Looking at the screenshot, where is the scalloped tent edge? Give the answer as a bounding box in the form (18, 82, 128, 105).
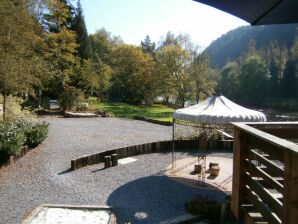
(173, 95, 267, 125)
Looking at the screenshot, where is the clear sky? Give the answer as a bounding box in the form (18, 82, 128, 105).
(80, 0, 248, 48)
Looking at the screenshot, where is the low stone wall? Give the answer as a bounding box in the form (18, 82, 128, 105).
(71, 139, 233, 170)
(0, 146, 30, 169)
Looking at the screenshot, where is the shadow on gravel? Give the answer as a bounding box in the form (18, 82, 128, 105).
(91, 167, 105, 173)
(107, 175, 227, 224)
(57, 168, 73, 175)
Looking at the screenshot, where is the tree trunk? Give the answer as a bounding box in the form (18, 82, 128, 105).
(3, 89, 7, 120)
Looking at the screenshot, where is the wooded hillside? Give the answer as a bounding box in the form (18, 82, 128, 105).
(205, 24, 298, 68)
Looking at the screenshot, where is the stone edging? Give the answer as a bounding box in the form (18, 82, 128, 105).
(133, 116, 172, 126)
(71, 139, 233, 170)
(63, 111, 100, 118)
(0, 146, 30, 170)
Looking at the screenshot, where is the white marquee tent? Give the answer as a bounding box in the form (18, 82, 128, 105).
(170, 95, 266, 170)
(173, 95, 267, 124)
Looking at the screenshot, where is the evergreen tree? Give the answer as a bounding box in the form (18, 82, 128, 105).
(219, 61, 240, 100)
(281, 60, 297, 97)
(141, 35, 156, 56)
(71, 0, 91, 59)
(43, 0, 75, 32)
(41, 0, 79, 98)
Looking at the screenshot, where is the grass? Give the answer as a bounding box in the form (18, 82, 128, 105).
(88, 100, 175, 122)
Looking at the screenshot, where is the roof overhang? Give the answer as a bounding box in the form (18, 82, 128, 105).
(193, 0, 298, 25)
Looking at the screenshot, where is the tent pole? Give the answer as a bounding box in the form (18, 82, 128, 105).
(172, 119, 175, 169)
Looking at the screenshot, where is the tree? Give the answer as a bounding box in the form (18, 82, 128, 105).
(43, 0, 75, 32)
(41, 0, 79, 98)
(89, 28, 116, 65)
(281, 60, 297, 97)
(219, 61, 240, 100)
(0, 0, 42, 119)
(156, 45, 192, 107)
(263, 41, 288, 97)
(280, 35, 298, 98)
(71, 0, 91, 59)
(141, 35, 156, 56)
(158, 31, 178, 49)
(70, 59, 99, 96)
(190, 52, 216, 103)
(110, 45, 157, 104)
(238, 55, 270, 104)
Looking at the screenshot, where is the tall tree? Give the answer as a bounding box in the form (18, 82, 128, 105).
(41, 0, 79, 98)
(238, 55, 270, 104)
(110, 45, 157, 104)
(190, 52, 215, 103)
(280, 36, 298, 98)
(0, 0, 42, 119)
(141, 35, 156, 56)
(89, 28, 115, 64)
(264, 41, 288, 97)
(219, 61, 240, 100)
(159, 31, 178, 49)
(71, 0, 91, 59)
(157, 45, 192, 107)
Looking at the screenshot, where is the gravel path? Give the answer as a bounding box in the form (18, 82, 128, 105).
(0, 117, 231, 224)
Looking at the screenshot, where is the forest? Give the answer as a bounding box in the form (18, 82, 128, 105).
(0, 0, 217, 119)
(1, 0, 298, 121)
(210, 25, 298, 109)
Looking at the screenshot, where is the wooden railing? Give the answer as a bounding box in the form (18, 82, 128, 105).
(231, 122, 298, 224)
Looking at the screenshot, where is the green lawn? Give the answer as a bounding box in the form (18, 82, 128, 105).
(89, 101, 175, 122)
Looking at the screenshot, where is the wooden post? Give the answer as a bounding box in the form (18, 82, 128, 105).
(104, 156, 111, 169)
(282, 150, 298, 223)
(231, 127, 248, 220)
(111, 154, 118, 167)
(172, 119, 175, 169)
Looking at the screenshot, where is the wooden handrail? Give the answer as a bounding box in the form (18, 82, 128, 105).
(232, 122, 298, 154)
(232, 122, 298, 224)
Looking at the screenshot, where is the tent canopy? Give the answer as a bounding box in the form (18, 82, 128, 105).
(193, 0, 298, 25)
(173, 96, 267, 124)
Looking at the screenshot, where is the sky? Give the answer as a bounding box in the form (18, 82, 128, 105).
(80, 0, 248, 49)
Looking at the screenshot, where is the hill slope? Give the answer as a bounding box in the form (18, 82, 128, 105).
(205, 24, 298, 68)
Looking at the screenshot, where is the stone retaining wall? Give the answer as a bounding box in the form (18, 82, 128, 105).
(71, 139, 233, 170)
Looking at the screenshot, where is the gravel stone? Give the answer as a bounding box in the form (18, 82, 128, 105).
(0, 117, 231, 224)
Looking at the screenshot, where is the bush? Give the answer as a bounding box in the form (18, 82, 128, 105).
(16, 119, 49, 148)
(59, 86, 83, 111)
(0, 122, 25, 156)
(97, 109, 114, 117)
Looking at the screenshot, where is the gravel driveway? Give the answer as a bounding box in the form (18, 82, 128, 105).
(0, 117, 230, 224)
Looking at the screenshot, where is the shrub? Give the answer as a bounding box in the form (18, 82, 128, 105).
(25, 122, 49, 147)
(59, 86, 83, 111)
(97, 109, 114, 117)
(76, 102, 89, 111)
(16, 119, 49, 148)
(0, 122, 25, 156)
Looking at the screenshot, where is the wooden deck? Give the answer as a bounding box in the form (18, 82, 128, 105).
(231, 122, 298, 224)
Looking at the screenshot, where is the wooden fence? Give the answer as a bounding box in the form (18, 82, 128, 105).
(231, 122, 298, 224)
(71, 139, 233, 170)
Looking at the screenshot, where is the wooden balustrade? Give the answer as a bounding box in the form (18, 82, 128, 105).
(232, 122, 298, 224)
